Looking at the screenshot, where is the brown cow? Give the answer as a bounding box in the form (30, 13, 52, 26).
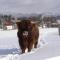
(16, 20, 39, 53)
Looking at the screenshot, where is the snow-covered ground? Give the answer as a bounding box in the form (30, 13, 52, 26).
(0, 28, 60, 60)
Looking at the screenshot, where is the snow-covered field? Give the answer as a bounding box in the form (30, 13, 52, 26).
(0, 27, 60, 60)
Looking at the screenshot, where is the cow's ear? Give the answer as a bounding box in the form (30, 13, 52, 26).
(16, 22, 20, 26)
(16, 20, 21, 29)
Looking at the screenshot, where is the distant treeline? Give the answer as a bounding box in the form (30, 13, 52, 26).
(0, 14, 59, 29)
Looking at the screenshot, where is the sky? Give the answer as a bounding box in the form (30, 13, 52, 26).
(0, 0, 60, 15)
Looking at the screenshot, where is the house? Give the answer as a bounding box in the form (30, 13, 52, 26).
(3, 20, 13, 30)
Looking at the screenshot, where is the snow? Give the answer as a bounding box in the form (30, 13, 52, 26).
(0, 27, 60, 60)
(0, 29, 20, 49)
(45, 56, 60, 60)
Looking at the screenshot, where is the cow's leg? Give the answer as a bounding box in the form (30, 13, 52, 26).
(28, 42, 33, 52)
(18, 39, 25, 53)
(19, 45, 25, 54)
(34, 41, 38, 48)
(21, 48, 25, 53)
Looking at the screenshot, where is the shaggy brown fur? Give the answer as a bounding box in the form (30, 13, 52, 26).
(16, 20, 39, 53)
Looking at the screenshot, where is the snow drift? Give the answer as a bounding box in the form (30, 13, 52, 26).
(0, 27, 60, 60)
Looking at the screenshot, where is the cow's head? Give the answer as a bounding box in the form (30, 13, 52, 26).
(16, 20, 38, 31)
(16, 20, 30, 30)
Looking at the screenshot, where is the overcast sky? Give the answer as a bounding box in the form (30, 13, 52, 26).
(0, 0, 60, 14)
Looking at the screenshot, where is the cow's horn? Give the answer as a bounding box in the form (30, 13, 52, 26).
(31, 21, 36, 23)
(16, 20, 21, 22)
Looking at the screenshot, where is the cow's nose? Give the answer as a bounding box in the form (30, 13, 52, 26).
(23, 31, 28, 36)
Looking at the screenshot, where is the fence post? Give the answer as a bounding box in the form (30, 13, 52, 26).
(58, 24, 60, 35)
